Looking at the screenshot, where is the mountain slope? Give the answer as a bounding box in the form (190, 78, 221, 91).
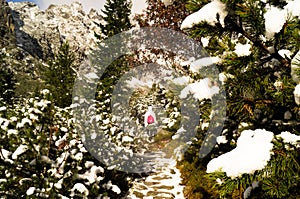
(8, 1, 102, 60)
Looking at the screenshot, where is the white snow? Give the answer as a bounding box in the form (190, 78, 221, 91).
(172, 76, 191, 85)
(294, 84, 300, 105)
(84, 72, 99, 79)
(179, 78, 219, 100)
(189, 57, 221, 73)
(201, 122, 210, 130)
(162, 0, 173, 6)
(264, 2, 300, 40)
(26, 187, 35, 195)
(34, 99, 51, 109)
(219, 72, 234, 84)
(285, 0, 300, 19)
(74, 152, 83, 161)
(29, 113, 38, 121)
(17, 118, 32, 128)
(278, 49, 292, 59)
(0, 149, 12, 159)
(10, 116, 18, 122)
(127, 158, 185, 198)
(111, 185, 121, 194)
(54, 179, 64, 189)
(41, 156, 53, 164)
(181, 0, 228, 29)
(84, 161, 94, 168)
(234, 43, 252, 57)
(216, 178, 223, 185)
(216, 135, 228, 144)
(172, 127, 186, 140)
(41, 89, 50, 95)
(126, 77, 154, 89)
(55, 134, 68, 147)
(104, 181, 121, 194)
(91, 132, 97, 139)
(0, 118, 9, 130)
(77, 166, 104, 184)
(12, 145, 28, 160)
(201, 37, 210, 47)
(207, 129, 274, 178)
(71, 183, 89, 196)
(274, 80, 283, 90)
(277, 131, 300, 146)
(264, 6, 286, 39)
(180, 57, 196, 66)
(7, 129, 18, 135)
(122, 135, 134, 142)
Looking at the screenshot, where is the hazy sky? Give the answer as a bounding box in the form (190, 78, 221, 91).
(7, 0, 147, 14)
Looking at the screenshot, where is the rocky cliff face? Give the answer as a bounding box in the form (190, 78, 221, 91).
(0, 0, 38, 81)
(0, 0, 15, 48)
(0, 1, 103, 97)
(8, 1, 102, 60)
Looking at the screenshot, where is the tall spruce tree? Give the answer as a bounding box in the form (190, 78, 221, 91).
(97, 0, 132, 39)
(94, 0, 133, 112)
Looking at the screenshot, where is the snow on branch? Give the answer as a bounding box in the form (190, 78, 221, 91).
(206, 129, 274, 178)
(180, 0, 228, 29)
(264, 1, 300, 39)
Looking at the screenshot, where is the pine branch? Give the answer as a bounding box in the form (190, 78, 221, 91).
(227, 16, 290, 68)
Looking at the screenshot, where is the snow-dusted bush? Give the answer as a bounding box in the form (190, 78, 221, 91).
(0, 90, 131, 198)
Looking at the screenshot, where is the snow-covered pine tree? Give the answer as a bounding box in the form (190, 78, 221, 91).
(93, 0, 133, 121)
(177, 0, 300, 198)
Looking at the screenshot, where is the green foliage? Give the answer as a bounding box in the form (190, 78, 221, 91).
(259, 145, 299, 198)
(0, 90, 133, 198)
(95, 56, 131, 115)
(180, 160, 219, 199)
(205, 137, 300, 199)
(43, 42, 76, 108)
(94, 0, 133, 120)
(96, 0, 132, 38)
(179, 0, 300, 198)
